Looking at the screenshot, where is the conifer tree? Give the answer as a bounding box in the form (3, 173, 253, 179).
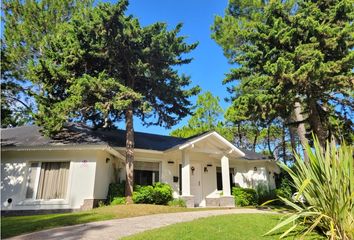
(212, 0, 353, 148)
(26, 1, 199, 201)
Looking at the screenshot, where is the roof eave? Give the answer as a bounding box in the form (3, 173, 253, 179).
(1, 144, 125, 160)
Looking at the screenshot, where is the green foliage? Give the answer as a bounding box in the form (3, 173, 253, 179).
(168, 198, 186, 208)
(170, 91, 235, 141)
(275, 178, 293, 200)
(2, 0, 91, 126)
(110, 197, 126, 206)
(153, 182, 174, 205)
(232, 187, 258, 206)
(256, 184, 277, 205)
(23, 0, 200, 135)
(133, 183, 173, 205)
(132, 185, 155, 204)
(212, 0, 354, 144)
(106, 182, 125, 203)
(266, 137, 354, 240)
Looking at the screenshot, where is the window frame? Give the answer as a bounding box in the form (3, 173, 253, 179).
(216, 166, 235, 192)
(22, 160, 72, 204)
(133, 160, 161, 186)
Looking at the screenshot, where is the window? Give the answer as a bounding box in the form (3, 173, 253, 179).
(179, 164, 182, 195)
(216, 167, 223, 190)
(216, 167, 235, 191)
(133, 161, 159, 186)
(26, 162, 70, 200)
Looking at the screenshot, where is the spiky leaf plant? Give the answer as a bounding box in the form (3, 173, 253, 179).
(266, 137, 353, 239)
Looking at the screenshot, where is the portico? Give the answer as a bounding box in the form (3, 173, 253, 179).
(166, 131, 246, 207)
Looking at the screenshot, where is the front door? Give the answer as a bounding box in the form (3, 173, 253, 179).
(190, 163, 202, 206)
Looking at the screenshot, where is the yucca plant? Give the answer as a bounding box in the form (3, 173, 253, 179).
(265, 137, 354, 239)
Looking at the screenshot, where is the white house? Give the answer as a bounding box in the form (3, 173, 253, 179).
(1, 124, 279, 213)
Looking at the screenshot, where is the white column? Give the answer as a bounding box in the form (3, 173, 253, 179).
(181, 150, 191, 196)
(221, 155, 231, 196)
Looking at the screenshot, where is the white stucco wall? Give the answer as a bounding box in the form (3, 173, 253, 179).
(230, 160, 278, 190)
(93, 151, 115, 200)
(161, 160, 179, 197)
(1, 146, 279, 211)
(1, 149, 99, 211)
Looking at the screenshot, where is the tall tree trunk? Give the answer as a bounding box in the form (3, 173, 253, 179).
(288, 125, 297, 153)
(125, 104, 134, 203)
(307, 99, 327, 147)
(252, 130, 258, 152)
(267, 125, 273, 157)
(282, 123, 287, 165)
(293, 101, 309, 163)
(237, 124, 243, 147)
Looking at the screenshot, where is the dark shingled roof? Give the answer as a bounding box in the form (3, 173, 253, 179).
(1, 124, 269, 160)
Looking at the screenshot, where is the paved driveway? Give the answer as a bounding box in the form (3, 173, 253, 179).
(8, 208, 274, 240)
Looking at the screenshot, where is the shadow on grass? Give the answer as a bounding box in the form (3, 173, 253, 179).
(1, 212, 114, 239)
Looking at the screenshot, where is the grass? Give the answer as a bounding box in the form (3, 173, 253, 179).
(123, 214, 325, 240)
(1, 204, 218, 239)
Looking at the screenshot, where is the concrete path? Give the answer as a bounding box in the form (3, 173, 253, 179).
(8, 208, 274, 240)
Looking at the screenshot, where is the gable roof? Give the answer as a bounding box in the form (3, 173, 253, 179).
(1, 124, 269, 160)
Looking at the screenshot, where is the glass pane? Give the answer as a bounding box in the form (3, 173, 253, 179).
(216, 172, 223, 190)
(154, 171, 159, 183)
(26, 162, 39, 199)
(134, 170, 154, 186)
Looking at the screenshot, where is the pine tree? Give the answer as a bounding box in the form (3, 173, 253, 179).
(170, 92, 227, 138)
(27, 1, 199, 201)
(1, 0, 92, 126)
(212, 0, 354, 148)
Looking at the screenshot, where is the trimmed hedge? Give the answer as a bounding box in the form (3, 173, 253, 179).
(232, 187, 258, 206)
(133, 182, 173, 205)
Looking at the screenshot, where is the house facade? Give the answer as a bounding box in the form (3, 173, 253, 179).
(1, 124, 280, 213)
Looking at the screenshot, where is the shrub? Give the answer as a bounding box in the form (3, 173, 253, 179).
(266, 137, 354, 240)
(106, 181, 125, 203)
(255, 184, 277, 205)
(275, 177, 293, 200)
(168, 198, 186, 207)
(133, 182, 173, 205)
(132, 185, 155, 204)
(232, 187, 258, 206)
(110, 197, 126, 205)
(153, 182, 174, 205)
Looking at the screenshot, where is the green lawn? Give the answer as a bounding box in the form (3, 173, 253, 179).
(123, 214, 325, 240)
(1, 204, 216, 239)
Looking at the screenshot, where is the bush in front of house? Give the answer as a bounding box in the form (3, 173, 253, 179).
(232, 187, 258, 206)
(256, 184, 277, 205)
(106, 181, 125, 205)
(133, 182, 173, 205)
(274, 177, 293, 200)
(110, 197, 126, 205)
(132, 185, 155, 204)
(153, 182, 174, 205)
(168, 198, 186, 207)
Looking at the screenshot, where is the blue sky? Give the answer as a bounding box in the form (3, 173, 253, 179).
(112, 0, 233, 135)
